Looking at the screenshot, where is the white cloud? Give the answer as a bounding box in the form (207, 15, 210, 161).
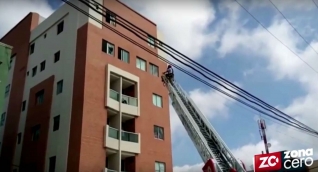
(120, 0, 217, 60)
(0, 0, 54, 38)
(173, 163, 203, 172)
(174, 1, 318, 171)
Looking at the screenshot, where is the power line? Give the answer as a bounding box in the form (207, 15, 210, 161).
(312, 0, 318, 8)
(80, 0, 317, 134)
(234, 0, 318, 74)
(76, 0, 318, 136)
(62, 0, 318, 137)
(268, 0, 318, 55)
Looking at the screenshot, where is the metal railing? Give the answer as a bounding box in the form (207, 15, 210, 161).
(109, 89, 138, 106)
(108, 126, 139, 143)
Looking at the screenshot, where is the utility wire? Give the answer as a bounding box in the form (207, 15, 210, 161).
(268, 0, 318, 55)
(313, 0, 318, 8)
(234, 0, 318, 74)
(62, 0, 318, 136)
(80, 0, 317, 134)
(82, 0, 318, 134)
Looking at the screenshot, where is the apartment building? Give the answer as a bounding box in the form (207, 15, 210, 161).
(0, 0, 173, 171)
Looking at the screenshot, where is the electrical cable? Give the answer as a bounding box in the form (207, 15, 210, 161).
(312, 0, 318, 8)
(268, 0, 318, 55)
(79, 0, 318, 134)
(81, 0, 318, 134)
(62, 0, 318, 136)
(234, 0, 318, 74)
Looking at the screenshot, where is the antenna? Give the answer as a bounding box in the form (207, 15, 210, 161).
(258, 119, 270, 154)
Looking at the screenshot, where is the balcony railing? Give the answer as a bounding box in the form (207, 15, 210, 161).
(121, 130, 139, 143)
(109, 89, 119, 101)
(108, 127, 119, 139)
(108, 126, 139, 143)
(109, 89, 137, 106)
(121, 94, 137, 106)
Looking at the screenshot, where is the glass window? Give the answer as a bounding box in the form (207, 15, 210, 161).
(102, 40, 115, 56)
(150, 63, 159, 77)
(152, 94, 162, 107)
(155, 162, 166, 172)
(118, 48, 129, 63)
(154, 126, 164, 140)
(57, 80, 63, 95)
(148, 35, 155, 48)
(136, 57, 146, 71)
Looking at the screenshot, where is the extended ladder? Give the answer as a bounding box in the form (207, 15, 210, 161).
(162, 76, 246, 172)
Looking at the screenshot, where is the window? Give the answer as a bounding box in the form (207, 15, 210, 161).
(102, 40, 114, 56)
(32, 66, 37, 77)
(0, 112, 5, 126)
(5, 84, 10, 97)
(22, 101, 26, 111)
(30, 43, 35, 54)
(148, 35, 155, 48)
(31, 124, 41, 141)
(118, 48, 129, 63)
(136, 57, 146, 71)
(27, 71, 29, 76)
(40, 61, 46, 71)
(56, 80, 63, 95)
(154, 125, 164, 140)
(152, 94, 162, 107)
(35, 89, 44, 105)
(57, 21, 64, 35)
(155, 162, 165, 172)
(54, 51, 60, 63)
(49, 156, 56, 172)
(53, 115, 60, 131)
(105, 11, 116, 26)
(150, 63, 159, 77)
(17, 133, 22, 144)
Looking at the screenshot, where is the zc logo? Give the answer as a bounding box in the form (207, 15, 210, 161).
(254, 149, 314, 172)
(254, 152, 282, 171)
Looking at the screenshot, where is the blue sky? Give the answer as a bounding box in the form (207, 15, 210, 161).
(1, 0, 318, 171)
(32, 0, 318, 169)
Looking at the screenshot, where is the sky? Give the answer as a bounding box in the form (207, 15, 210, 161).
(1, 0, 318, 171)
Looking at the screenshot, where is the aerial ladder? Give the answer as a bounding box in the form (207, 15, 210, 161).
(162, 75, 246, 172)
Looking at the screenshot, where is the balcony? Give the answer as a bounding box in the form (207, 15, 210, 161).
(105, 125, 140, 154)
(106, 74, 139, 116)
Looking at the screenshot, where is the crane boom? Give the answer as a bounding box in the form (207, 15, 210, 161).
(162, 75, 246, 172)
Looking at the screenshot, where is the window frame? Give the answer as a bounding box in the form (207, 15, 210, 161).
(148, 35, 155, 48)
(102, 40, 115, 56)
(150, 63, 159, 77)
(136, 57, 146, 71)
(35, 89, 44, 105)
(54, 51, 60, 63)
(53, 115, 60, 132)
(152, 94, 162, 107)
(31, 124, 41, 141)
(40, 60, 46, 71)
(155, 161, 166, 172)
(32, 66, 37, 77)
(0, 112, 6, 126)
(118, 48, 129, 63)
(22, 100, 26, 111)
(30, 43, 35, 54)
(105, 11, 116, 26)
(49, 156, 56, 172)
(17, 133, 22, 144)
(154, 125, 164, 140)
(56, 80, 63, 95)
(57, 20, 64, 35)
(5, 84, 10, 97)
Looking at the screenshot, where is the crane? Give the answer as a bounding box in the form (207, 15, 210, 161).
(161, 75, 246, 172)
